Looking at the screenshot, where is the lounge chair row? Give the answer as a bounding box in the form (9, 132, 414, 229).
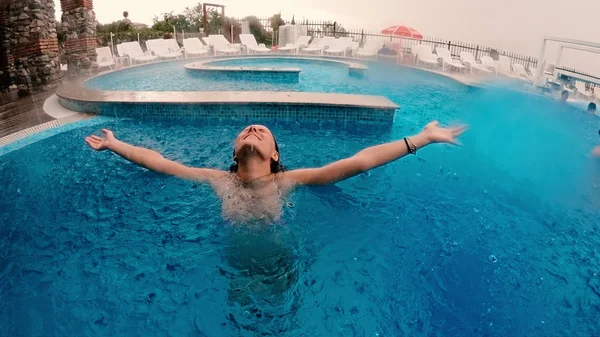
(94, 34, 376, 71)
(409, 44, 543, 82)
(94, 38, 208, 70)
(95, 40, 177, 69)
(186, 34, 359, 56)
(219, 34, 358, 56)
(96, 36, 550, 88)
(574, 81, 600, 100)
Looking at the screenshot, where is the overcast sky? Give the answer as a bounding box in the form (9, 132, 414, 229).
(53, 0, 600, 75)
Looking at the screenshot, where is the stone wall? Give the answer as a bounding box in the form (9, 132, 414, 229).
(60, 0, 96, 74)
(0, 4, 13, 92)
(6, 0, 61, 94)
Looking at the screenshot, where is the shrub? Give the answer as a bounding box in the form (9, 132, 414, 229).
(242, 16, 269, 44)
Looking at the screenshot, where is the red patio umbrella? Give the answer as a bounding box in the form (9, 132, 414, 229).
(381, 25, 423, 39)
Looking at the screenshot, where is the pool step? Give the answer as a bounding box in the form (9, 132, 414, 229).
(57, 89, 400, 126)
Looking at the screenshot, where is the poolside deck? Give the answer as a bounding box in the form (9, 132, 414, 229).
(0, 54, 532, 147)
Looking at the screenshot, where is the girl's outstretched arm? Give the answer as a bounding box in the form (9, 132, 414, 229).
(85, 129, 226, 181)
(284, 121, 466, 186)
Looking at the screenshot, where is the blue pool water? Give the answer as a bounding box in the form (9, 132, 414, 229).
(85, 57, 468, 99)
(3, 62, 600, 336)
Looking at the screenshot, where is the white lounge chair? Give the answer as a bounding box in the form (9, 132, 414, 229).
(182, 38, 210, 58)
(278, 36, 312, 54)
(460, 52, 491, 74)
(115, 44, 130, 67)
(121, 41, 157, 65)
(95, 46, 115, 70)
(512, 63, 531, 81)
(497, 56, 516, 77)
(310, 37, 321, 46)
(480, 56, 499, 74)
(146, 39, 181, 60)
(527, 67, 540, 81)
(300, 37, 320, 53)
(239, 34, 270, 54)
(301, 36, 334, 54)
(350, 41, 359, 56)
(164, 39, 183, 55)
(436, 48, 465, 71)
(208, 35, 240, 55)
(575, 81, 594, 99)
(356, 39, 380, 59)
(526, 67, 543, 83)
(563, 84, 575, 94)
(323, 37, 352, 56)
(417, 45, 439, 68)
(410, 44, 422, 64)
(116, 44, 124, 57)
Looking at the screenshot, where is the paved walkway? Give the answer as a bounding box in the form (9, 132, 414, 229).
(0, 91, 56, 138)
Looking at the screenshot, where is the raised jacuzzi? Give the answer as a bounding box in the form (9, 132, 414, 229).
(57, 56, 397, 126)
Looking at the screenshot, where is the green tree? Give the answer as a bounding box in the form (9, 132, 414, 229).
(152, 12, 192, 32)
(336, 23, 348, 37)
(269, 12, 284, 31)
(242, 16, 268, 44)
(183, 3, 203, 32)
(322, 22, 346, 36)
(269, 12, 284, 45)
(96, 20, 133, 33)
(221, 17, 240, 42)
(205, 10, 222, 34)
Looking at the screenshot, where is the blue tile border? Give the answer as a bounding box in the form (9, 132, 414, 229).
(58, 98, 396, 125)
(56, 56, 399, 127)
(187, 56, 368, 79)
(0, 117, 110, 156)
(185, 67, 300, 82)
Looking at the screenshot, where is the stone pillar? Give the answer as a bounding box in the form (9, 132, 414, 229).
(60, 0, 96, 74)
(0, 4, 13, 92)
(6, 0, 61, 94)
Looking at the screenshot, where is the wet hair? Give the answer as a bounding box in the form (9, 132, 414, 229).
(229, 136, 285, 173)
(561, 90, 569, 100)
(588, 102, 597, 112)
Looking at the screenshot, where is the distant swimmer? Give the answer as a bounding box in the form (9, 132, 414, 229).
(85, 122, 466, 223)
(588, 102, 597, 115)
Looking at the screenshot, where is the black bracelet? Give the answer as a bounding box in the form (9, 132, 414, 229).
(404, 137, 417, 154)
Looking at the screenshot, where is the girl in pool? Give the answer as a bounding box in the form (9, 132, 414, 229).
(85, 121, 466, 222)
(593, 129, 600, 157)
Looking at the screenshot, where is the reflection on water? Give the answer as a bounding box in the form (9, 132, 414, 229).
(208, 171, 303, 333)
(220, 224, 301, 334)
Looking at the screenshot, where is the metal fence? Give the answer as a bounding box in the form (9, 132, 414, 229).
(556, 66, 600, 80)
(243, 18, 539, 70)
(555, 66, 600, 89)
(303, 24, 538, 70)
